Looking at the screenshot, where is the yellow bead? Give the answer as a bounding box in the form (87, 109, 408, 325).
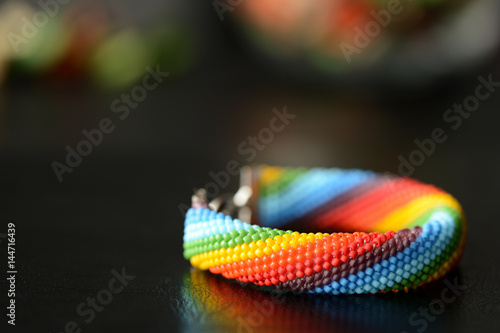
(263, 247, 272, 255)
(272, 244, 281, 252)
(248, 250, 256, 259)
(257, 240, 266, 249)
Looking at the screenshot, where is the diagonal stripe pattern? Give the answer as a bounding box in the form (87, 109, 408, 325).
(183, 166, 466, 294)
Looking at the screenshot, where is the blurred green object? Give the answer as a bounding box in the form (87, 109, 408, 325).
(10, 18, 69, 75)
(147, 25, 197, 78)
(89, 29, 154, 90)
(0, 0, 68, 76)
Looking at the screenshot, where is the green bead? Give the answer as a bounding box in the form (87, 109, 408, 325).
(243, 236, 252, 243)
(228, 240, 235, 248)
(247, 229, 256, 235)
(252, 234, 260, 242)
(235, 237, 244, 245)
(220, 241, 227, 248)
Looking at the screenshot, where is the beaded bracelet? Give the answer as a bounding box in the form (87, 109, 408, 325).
(183, 165, 466, 294)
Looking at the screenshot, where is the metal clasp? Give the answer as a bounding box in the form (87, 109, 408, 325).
(191, 166, 253, 223)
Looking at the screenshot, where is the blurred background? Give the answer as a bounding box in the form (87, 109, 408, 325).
(1, 0, 500, 332)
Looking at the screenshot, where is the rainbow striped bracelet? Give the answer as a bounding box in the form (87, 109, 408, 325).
(183, 165, 466, 294)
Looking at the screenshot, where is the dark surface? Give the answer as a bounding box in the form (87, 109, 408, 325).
(2, 8, 500, 333)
